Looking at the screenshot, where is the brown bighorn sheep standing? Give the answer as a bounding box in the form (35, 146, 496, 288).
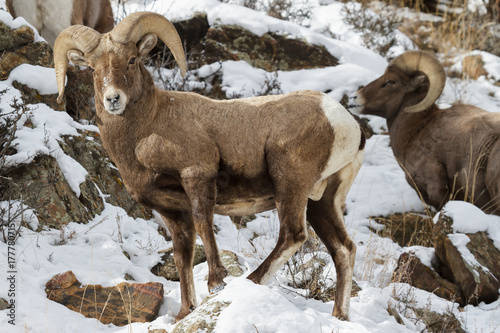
(349, 50, 500, 214)
(6, 0, 114, 47)
(54, 12, 365, 321)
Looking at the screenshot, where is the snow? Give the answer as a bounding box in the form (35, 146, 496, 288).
(437, 201, 500, 250)
(1, 0, 500, 332)
(0, 79, 94, 196)
(0, 6, 44, 43)
(7, 64, 58, 95)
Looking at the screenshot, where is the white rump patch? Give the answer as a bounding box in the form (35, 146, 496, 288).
(319, 95, 361, 180)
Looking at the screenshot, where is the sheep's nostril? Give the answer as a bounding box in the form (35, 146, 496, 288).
(107, 94, 120, 105)
(349, 95, 357, 101)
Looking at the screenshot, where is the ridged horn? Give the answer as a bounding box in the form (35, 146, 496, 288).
(389, 50, 446, 113)
(54, 25, 102, 104)
(110, 11, 187, 77)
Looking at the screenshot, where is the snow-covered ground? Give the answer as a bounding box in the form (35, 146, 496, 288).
(1, 0, 500, 332)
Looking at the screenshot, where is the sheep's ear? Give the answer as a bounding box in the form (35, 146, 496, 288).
(410, 74, 427, 90)
(138, 33, 157, 58)
(67, 50, 88, 67)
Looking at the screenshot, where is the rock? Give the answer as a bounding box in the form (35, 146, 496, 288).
(466, 231, 500, 280)
(0, 22, 34, 52)
(12, 81, 61, 111)
(412, 307, 466, 333)
(152, 249, 244, 332)
(393, 252, 464, 305)
(173, 14, 210, 54)
(1, 130, 152, 229)
(64, 66, 95, 121)
(0, 22, 53, 80)
(0, 298, 9, 310)
(152, 245, 207, 281)
(219, 250, 245, 278)
(45, 271, 164, 326)
(199, 23, 338, 72)
(60, 131, 152, 220)
(2, 154, 103, 229)
(387, 306, 405, 325)
(433, 214, 500, 305)
(171, 294, 230, 333)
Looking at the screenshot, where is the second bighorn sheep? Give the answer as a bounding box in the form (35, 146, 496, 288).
(54, 11, 365, 321)
(349, 50, 500, 214)
(6, 0, 114, 46)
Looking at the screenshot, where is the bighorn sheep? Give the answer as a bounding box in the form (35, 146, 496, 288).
(6, 0, 114, 46)
(54, 11, 365, 321)
(349, 50, 500, 214)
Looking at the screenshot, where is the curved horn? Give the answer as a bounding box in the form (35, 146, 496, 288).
(389, 50, 446, 113)
(110, 11, 187, 77)
(54, 25, 101, 103)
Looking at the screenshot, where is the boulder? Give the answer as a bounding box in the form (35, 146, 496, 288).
(60, 131, 152, 220)
(172, 295, 229, 333)
(2, 154, 103, 229)
(1, 130, 152, 229)
(0, 22, 53, 80)
(152, 245, 207, 281)
(170, 249, 245, 333)
(433, 214, 500, 305)
(11, 80, 60, 111)
(219, 250, 245, 278)
(412, 307, 466, 333)
(199, 23, 338, 72)
(393, 252, 464, 305)
(64, 66, 95, 121)
(45, 271, 164, 326)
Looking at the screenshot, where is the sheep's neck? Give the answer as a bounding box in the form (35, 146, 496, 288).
(95, 84, 158, 165)
(387, 105, 439, 160)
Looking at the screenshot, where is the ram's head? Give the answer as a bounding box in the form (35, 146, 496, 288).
(54, 12, 187, 115)
(349, 51, 446, 119)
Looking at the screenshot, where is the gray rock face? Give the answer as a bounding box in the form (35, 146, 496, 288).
(433, 214, 500, 305)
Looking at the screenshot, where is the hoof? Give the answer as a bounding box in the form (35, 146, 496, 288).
(209, 282, 226, 294)
(175, 305, 196, 322)
(332, 309, 349, 321)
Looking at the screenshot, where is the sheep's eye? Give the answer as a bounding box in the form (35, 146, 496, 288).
(382, 80, 396, 87)
(129, 57, 136, 65)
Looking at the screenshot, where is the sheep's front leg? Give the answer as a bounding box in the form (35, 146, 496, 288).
(161, 210, 197, 322)
(181, 168, 227, 292)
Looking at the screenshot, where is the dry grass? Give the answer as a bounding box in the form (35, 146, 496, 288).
(394, 0, 499, 57)
(400, 2, 499, 56)
(370, 212, 435, 248)
(339, 0, 500, 59)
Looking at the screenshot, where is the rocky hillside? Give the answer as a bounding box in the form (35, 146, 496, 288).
(1, 1, 500, 332)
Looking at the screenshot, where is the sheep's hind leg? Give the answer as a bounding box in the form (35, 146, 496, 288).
(181, 172, 227, 293)
(161, 210, 197, 322)
(247, 190, 308, 284)
(306, 155, 362, 321)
